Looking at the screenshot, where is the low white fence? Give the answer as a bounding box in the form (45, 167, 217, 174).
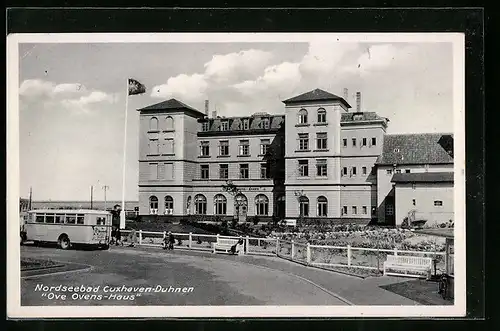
(118, 230, 451, 273)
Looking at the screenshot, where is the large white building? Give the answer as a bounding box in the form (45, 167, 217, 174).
(136, 88, 454, 227)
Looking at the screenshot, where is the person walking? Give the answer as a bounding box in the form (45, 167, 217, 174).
(168, 231, 175, 250)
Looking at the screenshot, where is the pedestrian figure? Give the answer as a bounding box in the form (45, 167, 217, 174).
(168, 231, 175, 250)
(114, 227, 123, 246)
(230, 236, 244, 255)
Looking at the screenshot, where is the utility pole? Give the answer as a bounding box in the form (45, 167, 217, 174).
(28, 186, 32, 210)
(103, 185, 109, 211)
(90, 186, 94, 209)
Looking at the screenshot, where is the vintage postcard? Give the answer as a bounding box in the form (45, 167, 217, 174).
(7, 32, 465, 318)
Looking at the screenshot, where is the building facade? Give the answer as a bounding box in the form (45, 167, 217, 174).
(137, 89, 454, 226)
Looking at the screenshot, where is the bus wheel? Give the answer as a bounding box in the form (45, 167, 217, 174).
(101, 244, 110, 250)
(58, 235, 71, 250)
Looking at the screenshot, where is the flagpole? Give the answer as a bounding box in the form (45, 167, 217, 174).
(120, 79, 129, 229)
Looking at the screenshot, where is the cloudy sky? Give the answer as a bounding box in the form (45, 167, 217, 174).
(18, 40, 454, 201)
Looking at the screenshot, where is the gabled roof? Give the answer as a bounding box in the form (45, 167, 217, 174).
(282, 88, 351, 108)
(376, 133, 454, 165)
(137, 98, 205, 118)
(391, 172, 454, 183)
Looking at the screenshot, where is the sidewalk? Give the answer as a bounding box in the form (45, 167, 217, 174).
(112, 245, 420, 306)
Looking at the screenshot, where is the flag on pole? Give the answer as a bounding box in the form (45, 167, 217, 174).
(128, 78, 146, 95)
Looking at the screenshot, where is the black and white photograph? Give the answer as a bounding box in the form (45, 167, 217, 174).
(7, 32, 465, 318)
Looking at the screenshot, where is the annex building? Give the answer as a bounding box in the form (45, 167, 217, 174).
(137, 88, 454, 227)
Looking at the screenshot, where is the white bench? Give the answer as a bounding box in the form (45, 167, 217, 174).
(212, 238, 243, 255)
(383, 255, 433, 279)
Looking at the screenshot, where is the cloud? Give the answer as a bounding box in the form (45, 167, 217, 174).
(204, 49, 274, 84)
(20, 79, 115, 113)
(299, 42, 359, 76)
(53, 83, 87, 95)
(19, 79, 55, 98)
(233, 62, 301, 96)
(151, 73, 208, 101)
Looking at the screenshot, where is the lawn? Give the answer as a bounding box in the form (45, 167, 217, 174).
(21, 258, 63, 271)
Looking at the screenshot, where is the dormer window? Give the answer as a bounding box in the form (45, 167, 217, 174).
(353, 114, 363, 121)
(221, 120, 229, 131)
(242, 119, 249, 130)
(201, 122, 209, 132)
(262, 118, 270, 129)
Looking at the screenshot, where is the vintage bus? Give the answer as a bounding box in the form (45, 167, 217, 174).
(23, 209, 112, 250)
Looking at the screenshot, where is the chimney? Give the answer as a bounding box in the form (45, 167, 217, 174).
(204, 100, 209, 116)
(343, 88, 348, 102)
(356, 92, 361, 112)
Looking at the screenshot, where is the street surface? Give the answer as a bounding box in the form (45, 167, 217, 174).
(20, 245, 418, 306)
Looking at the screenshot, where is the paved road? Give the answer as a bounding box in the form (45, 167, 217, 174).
(20, 245, 351, 306)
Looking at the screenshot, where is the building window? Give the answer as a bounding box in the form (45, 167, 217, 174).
(219, 164, 228, 179)
(298, 160, 309, 177)
(316, 133, 328, 150)
(214, 194, 227, 215)
(405, 169, 411, 173)
(262, 118, 270, 129)
(316, 159, 327, 177)
(412, 183, 416, 190)
(242, 119, 249, 130)
(240, 164, 249, 179)
(352, 206, 357, 215)
(165, 116, 174, 131)
(386, 204, 394, 216)
(386, 169, 393, 175)
(149, 117, 158, 131)
(201, 122, 209, 132)
(260, 139, 270, 155)
(342, 206, 348, 215)
(342, 167, 348, 177)
(255, 194, 269, 216)
(162, 138, 174, 155)
(164, 196, 173, 215)
(219, 140, 229, 156)
(239, 140, 250, 156)
(149, 139, 159, 155)
(412, 199, 416, 206)
(194, 194, 207, 215)
(434, 200, 443, 207)
(362, 206, 367, 215)
(371, 137, 377, 146)
(317, 108, 326, 123)
(352, 138, 357, 147)
(299, 196, 309, 217)
(150, 163, 158, 180)
(362, 138, 367, 146)
(200, 165, 209, 179)
(260, 163, 270, 179)
(298, 133, 309, 151)
(396, 169, 401, 174)
(317, 196, 328, 217)
(343, 138, 347, 147)
(362, 166, 367, 175)
(149, 196, 158, 214)
(298, 109, 308, 124)
(200, 141, 210, 156)
(351, 166, 357, 177)
(220, 120, 229, 131)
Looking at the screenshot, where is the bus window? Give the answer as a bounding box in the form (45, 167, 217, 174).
(35, 215, 44, 223)
(77, 214, 85, 224)
(66, 215, 76, 224)
(45, 214, 55, 223)
(96, 217, 106, 225)
(55, 214, 65, 223)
